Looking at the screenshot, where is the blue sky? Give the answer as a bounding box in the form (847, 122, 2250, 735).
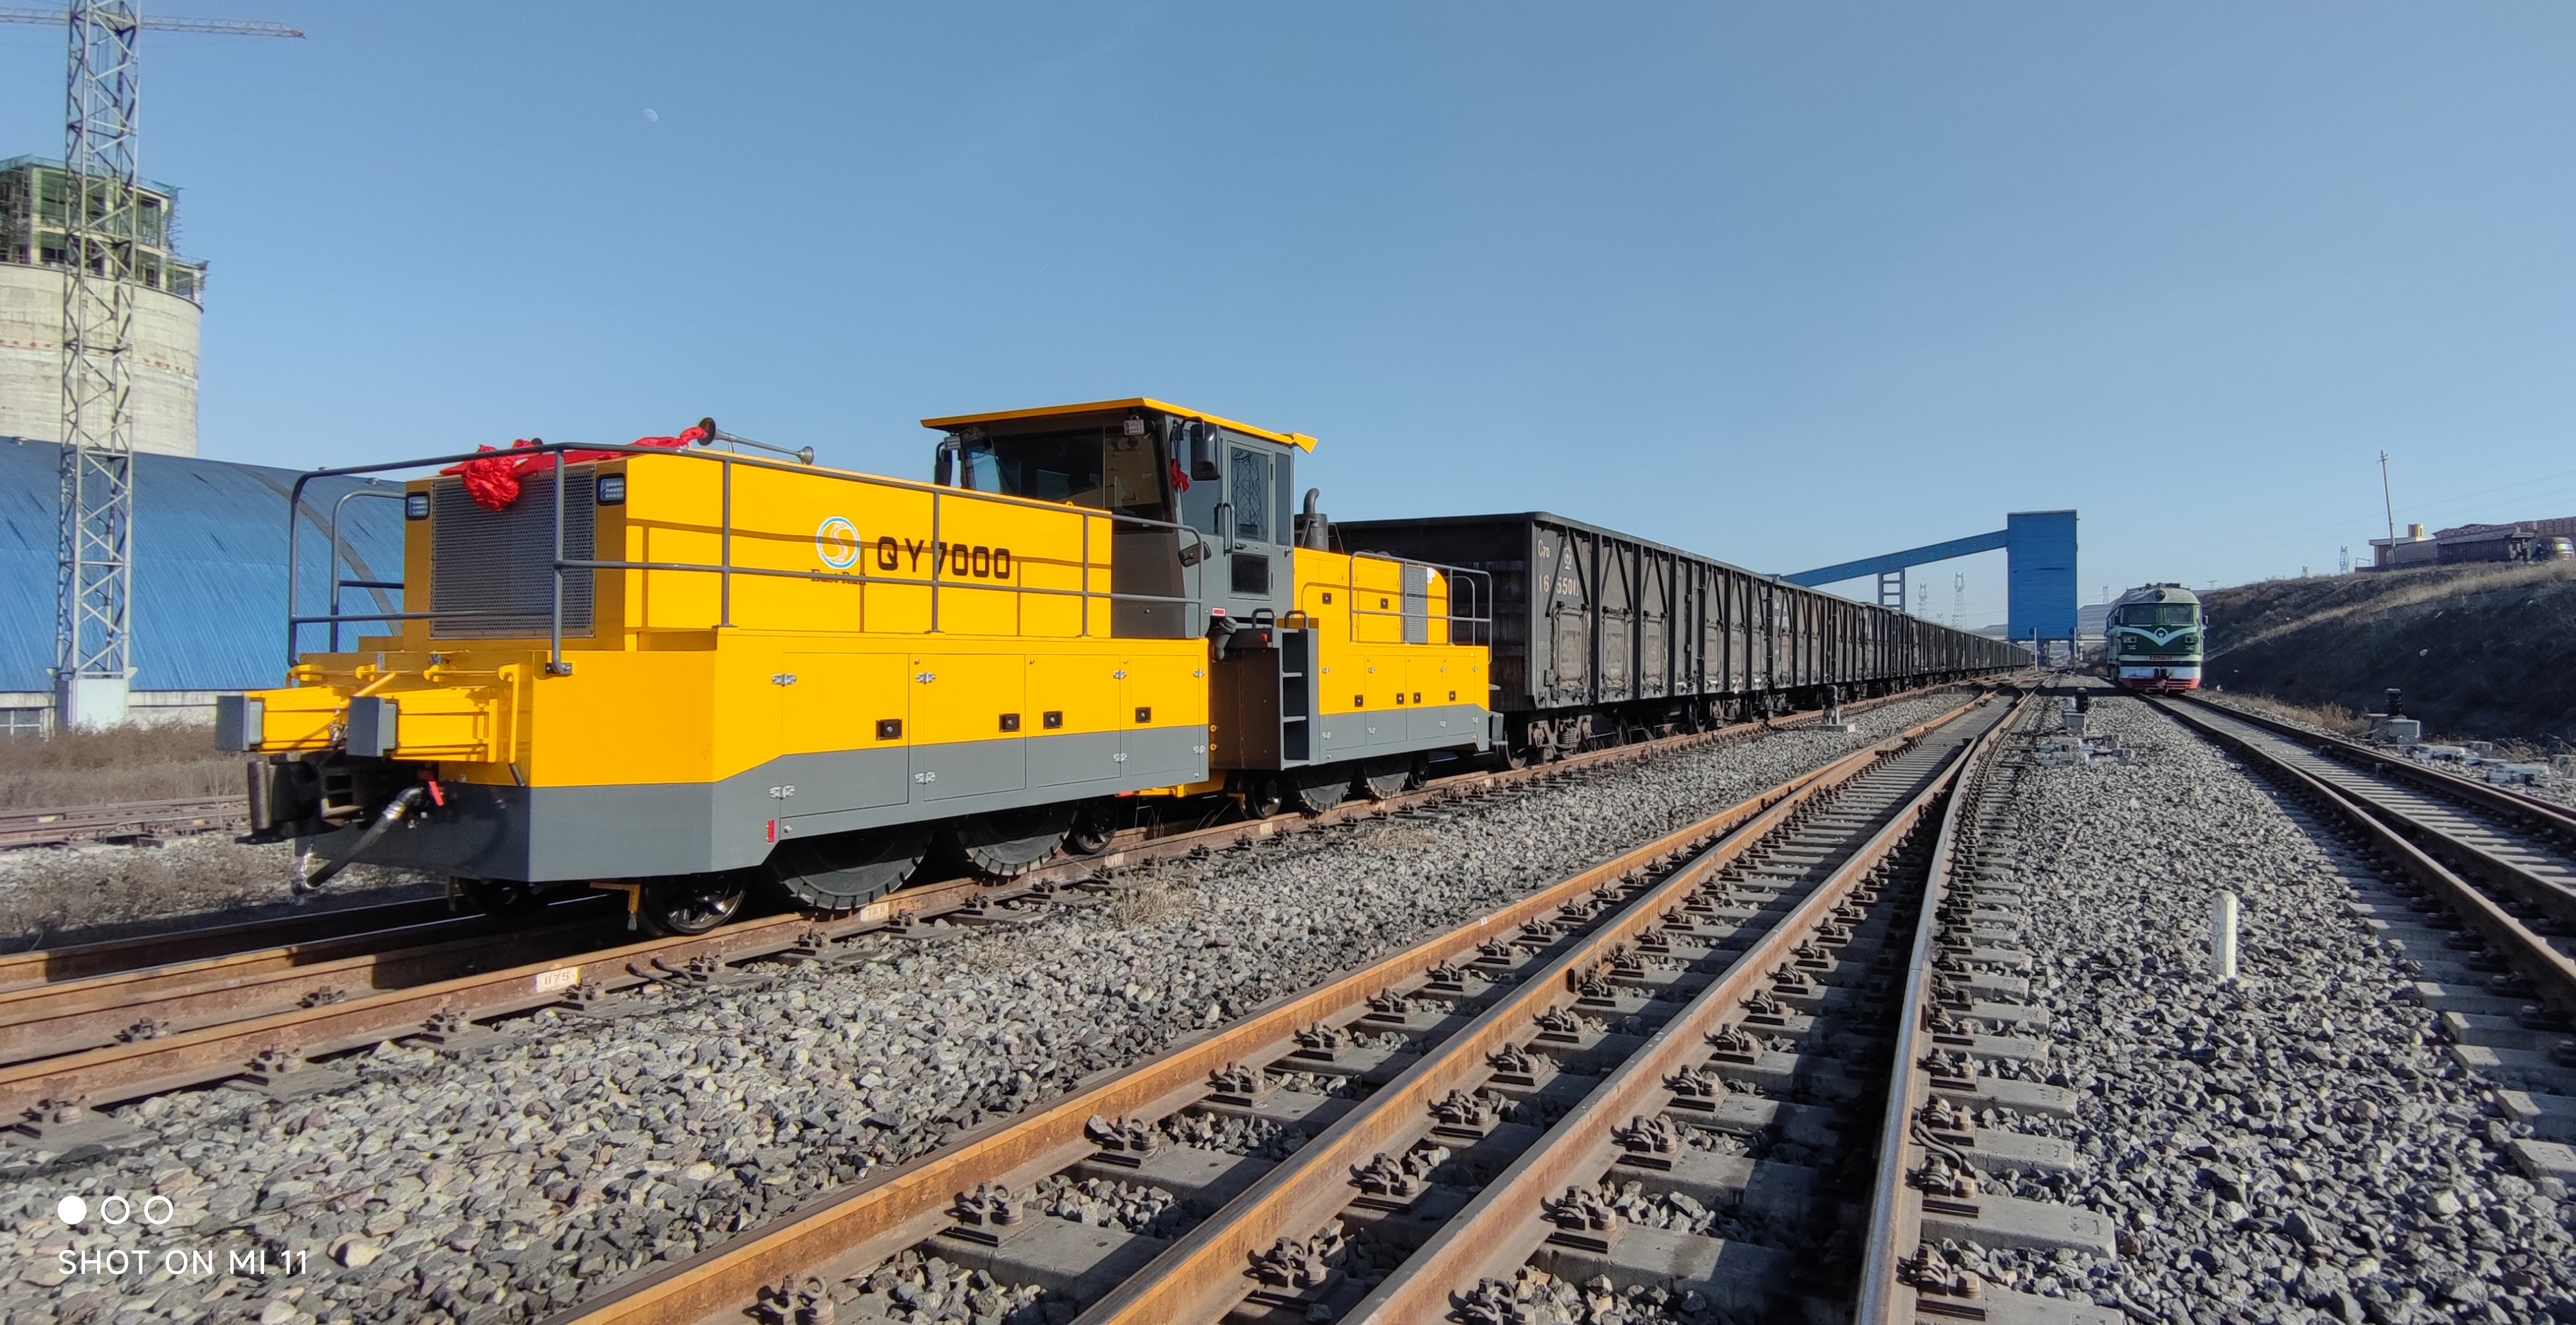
(4, 2, 2571, 626)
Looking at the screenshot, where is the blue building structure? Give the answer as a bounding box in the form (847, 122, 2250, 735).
(1781, 510, 2078, 657)
(0, 439, 402, 732)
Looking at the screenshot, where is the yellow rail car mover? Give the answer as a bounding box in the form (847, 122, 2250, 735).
(224, 402, 1493, 934)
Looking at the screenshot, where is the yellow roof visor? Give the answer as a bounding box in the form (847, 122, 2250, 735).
(920, 398, 1317, 452)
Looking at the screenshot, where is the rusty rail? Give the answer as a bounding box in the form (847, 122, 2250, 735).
(1852, 692, 2030, 1324)
(538, 696, 1990, 1325)
(2159, 698, 2576, 1014)
(1337, 701, 2001, 1322)
(0, 795, 246, 849)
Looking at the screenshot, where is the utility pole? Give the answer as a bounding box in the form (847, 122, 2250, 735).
(0, 4, 302, 729)
(1952, 573, 1964, 631)
(2379, 450, 2396, 544)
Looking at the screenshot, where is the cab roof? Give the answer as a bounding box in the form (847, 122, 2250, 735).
(919, 398, 1317, 452)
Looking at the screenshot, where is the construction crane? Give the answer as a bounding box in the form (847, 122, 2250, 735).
(0, 3, 301, 729)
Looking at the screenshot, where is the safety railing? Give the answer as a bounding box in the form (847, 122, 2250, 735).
(1333, 549, 1494, 649)
(285, 440, 1216, 675)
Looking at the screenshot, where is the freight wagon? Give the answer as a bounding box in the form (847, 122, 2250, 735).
(1334, 512, 2021, 764)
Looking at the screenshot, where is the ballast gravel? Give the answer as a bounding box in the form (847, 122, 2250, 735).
(0, 694, 1967, 1325)
(1957, 694, 2575, 1325)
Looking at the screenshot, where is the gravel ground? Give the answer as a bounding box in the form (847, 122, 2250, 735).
(0, 837, 437, 951)
(1961, 692, 2574, 1325)
(0, 694, 1968, 1325)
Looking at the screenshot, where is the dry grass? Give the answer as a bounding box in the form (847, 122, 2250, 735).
(1109, 878, 1199, 927)
(2209, 561, 2576, 660)
(2213, 692, 2374, 739)
(0, 836, 439, 949)
(0, 722, 242, 810)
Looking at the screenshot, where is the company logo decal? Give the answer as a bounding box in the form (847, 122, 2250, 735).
(815, 516, 1015, 581)
(816, 517, 861, 569)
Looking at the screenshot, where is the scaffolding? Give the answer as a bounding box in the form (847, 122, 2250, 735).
(0, 154, 204, 303)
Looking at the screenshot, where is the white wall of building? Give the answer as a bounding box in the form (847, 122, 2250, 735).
(0, 263, 199, 457)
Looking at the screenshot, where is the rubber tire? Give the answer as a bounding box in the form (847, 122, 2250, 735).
(1360, 757, 1409, 801)
(1242, 776, 1286, 820)
(1289, 764, 1353, 815)
(638, 871, 750, 936)
(456, 877, 544, 917)
(1066, 802, 1118, 856)
(761, 825, 930, 912)
(941, 805, 1076, 880)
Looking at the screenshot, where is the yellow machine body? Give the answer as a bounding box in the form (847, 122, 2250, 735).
(228, 403, 1493, 888)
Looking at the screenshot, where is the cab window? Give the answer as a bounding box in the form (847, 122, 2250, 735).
(1230, 447, 1270, 542)
(960, 427, 1168, 519)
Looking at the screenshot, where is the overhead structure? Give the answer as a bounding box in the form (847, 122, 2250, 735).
(0, 3, 301, 728)
(1781, 510, 2078, 659)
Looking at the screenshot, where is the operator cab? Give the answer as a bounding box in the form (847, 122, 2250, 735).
(923, 399, 1312, 640)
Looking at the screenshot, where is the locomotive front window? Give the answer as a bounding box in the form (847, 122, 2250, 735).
(2115, 604, 2197, 627)
(959, 428, 1168, 519)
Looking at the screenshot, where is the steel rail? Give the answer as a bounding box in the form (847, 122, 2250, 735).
(0, 895, 463, 991)
(0, 897, 628, 1065)
(0, 684, 1952, 1002)
(1853, 692, 2031, 1324)
(0, 680, 1947, 1010)
(1336, 700, 2002, 1324)
(2187, 694, 2576, 838)
(538, 698, 1989, 1325)
(2159, 699, 2576, 1013)
(0, 794, 245, 849)
(0, 690, 1977, 1115)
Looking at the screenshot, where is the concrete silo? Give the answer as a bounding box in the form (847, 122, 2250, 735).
(0, 155, 201, 457)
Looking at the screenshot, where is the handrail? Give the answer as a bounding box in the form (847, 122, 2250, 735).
(322, 487, 407, 652)
(282, 440, 1219, 672)
(1341, 548, 1495, 648)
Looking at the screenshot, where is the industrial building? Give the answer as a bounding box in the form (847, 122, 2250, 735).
(2369, 516, 2576, 569)
(1781, 510, 2080, 660)
(0, 440, 396, 733)
(0, 156, 201, 457)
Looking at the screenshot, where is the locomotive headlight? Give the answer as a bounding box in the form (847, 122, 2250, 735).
(404, 492, 430, 521)
(596, 474, 627, 505)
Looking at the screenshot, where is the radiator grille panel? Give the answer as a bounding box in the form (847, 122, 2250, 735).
(430, 476, 595, 639)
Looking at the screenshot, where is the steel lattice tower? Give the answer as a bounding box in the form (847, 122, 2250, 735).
(54, 1, 144, 725)
(0, 3, 301, 726)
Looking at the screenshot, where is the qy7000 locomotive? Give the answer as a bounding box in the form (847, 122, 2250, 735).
(223, 400, 1492, 934)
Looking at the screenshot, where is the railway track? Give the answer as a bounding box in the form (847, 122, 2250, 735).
(0, 794, 246, 850)
(0, 686, 1974, 1140)
(2156, 698, 2576, 1009)
(538, 692, 2078, 1325)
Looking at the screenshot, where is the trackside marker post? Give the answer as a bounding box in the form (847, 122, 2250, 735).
(2212, 890, 2239, 982)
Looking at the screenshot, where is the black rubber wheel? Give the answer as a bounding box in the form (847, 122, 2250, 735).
(456, 877, 544, 917)
(1242, 776, 1285, 820)
(1066, 802, 1118, 856)
(1360, 757, 1409, 801)
(761, 825, 931, 912)
(941, 805, 1075, 880)
(638, 871, 749, 936)
(1289, 764, 1353, 814)
(1405, 755, 1431, 791)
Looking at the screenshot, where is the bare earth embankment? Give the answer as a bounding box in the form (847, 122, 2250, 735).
(2204, 561, 2576, 750)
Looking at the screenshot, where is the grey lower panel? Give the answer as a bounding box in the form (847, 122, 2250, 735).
(334, 726, 1210, 883)
(1309, 704, 1486, 764)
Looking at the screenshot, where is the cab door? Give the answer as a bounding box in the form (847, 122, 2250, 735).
(1178, 435, 1293, 627)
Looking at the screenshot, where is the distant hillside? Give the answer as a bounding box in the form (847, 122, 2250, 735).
(2202, 561, 2576, 748)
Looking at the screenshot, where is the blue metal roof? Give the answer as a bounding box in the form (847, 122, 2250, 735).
(0, 440, 404, 693)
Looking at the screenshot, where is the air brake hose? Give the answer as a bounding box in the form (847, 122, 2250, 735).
(294, 785, 425, 897)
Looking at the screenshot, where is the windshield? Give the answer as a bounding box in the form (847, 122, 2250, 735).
(2116, 603, 2197, 628)
(960, 427, 1166, 518)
